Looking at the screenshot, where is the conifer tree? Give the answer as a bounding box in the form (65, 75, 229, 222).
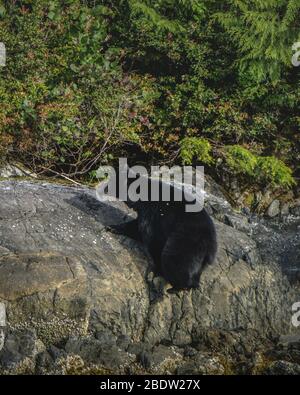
(215, 0, 300, 81)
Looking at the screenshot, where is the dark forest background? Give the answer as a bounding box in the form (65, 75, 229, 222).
(0, 0, 299, 201)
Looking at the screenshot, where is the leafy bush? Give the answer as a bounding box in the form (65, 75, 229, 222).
(180, 137, 213, 165)
(256, 156, 295, 188)
(225, 146, 258, 177)
(0, 0, 298, 193)
(0, 1, 156, 177)
(225, 145, 295, 188)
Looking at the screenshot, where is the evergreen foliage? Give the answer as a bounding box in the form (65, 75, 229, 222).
(180, 137, 213, 165)
(215, 0, 300, 81)
(0, 0, 298, 190)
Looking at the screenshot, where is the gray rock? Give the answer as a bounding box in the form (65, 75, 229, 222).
(48, 345, 67, 361)
(137, 350, 152, 369)
(251, 214, 300, 282)
(116, 334, 131, 350)
(224, 213, 251, 233)
(183, 346, 198, 358)
(0, 163, 36, 178)
(278, 334, 300, 350)
(0, 329, 44, 370)
(0, 180, 299, 374)
(290, 205, 300, 216)
(65, 336, 103, 362)
(35, 351, 54, 374)
(65, 337, 135, 369)
(266, 200, 280, 218)
(130, 341, 182, 372)
(177, 353, 225, 375)
(0, 181, 149, 345)
(150, 344, 183, 373)
(65, 336, 134, 369)
(127, 341, 151, 356)
(281, 203, 290, 216)
(95, 345, 134, 370)
(265, 360, 300, 375)
(95, 330, 117, 347)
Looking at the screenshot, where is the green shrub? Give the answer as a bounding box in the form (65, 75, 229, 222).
(256, 156, 295, 188)
(225, 145, 295, 188)
(180, 137, 213, 165)
(0, 0, 297, 194)
(225, 145, 258, 177)
(0, 1, 157, 177)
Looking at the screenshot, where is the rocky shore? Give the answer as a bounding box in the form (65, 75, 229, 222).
(0, 178, 299, 374)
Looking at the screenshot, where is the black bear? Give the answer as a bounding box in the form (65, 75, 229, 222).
(103, 167, 217, 291)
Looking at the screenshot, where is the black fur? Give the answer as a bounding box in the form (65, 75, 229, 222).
(107, 176, 217, 291)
